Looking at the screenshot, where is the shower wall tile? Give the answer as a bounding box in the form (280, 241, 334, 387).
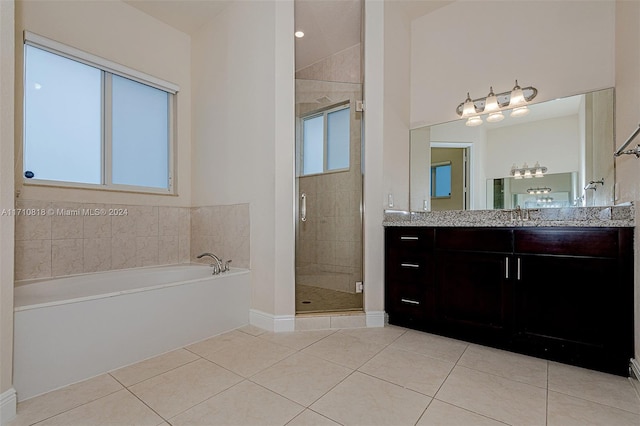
(15, 200, 192, 281)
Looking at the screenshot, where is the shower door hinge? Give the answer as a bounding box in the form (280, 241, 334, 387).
(355, 281, 364, 293)
(356, 100, 364, 112)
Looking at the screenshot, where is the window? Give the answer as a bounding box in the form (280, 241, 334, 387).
(23, 33, 178, 193)
(301, 104, 350, 176)
(431, 162, 452, 198)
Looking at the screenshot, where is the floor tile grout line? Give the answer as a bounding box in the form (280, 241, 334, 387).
(113, 356, 204, 389)
(545, 360, 550, 426)
(122, 386, 168, 424)
(162, 377, 248, 424)
(546, 388, 640, 416)
(25, 380, 124, 426)
(429, 397, 512, 426)
(413, 397, 435, 426)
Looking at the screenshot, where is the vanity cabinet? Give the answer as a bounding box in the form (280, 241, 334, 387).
(384, 226, 634, 376)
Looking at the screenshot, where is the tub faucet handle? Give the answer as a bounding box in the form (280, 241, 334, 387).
(224, 260, 232, 272)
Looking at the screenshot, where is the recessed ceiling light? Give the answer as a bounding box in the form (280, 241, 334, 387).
(294, 31, 304, 38)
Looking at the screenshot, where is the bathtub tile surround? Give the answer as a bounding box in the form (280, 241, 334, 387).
(14, 200, 192, 280)
(9, 326, 640, 426)
(190, 203, 250, 268)
(14, 201, 251, 280)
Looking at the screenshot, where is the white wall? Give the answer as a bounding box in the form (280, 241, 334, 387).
(410, 1, 615, 128)
(191, 0, 295, 319)
(485, 116, 580, 178)
(0, 0, 15, 414)
(15, 0, 192, 207)
(614, 0, 640, 371)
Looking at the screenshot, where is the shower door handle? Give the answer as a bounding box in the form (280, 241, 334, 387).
(300, 193, 307, 222)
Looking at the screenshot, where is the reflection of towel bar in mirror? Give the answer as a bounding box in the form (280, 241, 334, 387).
(614, 124, 640, 158)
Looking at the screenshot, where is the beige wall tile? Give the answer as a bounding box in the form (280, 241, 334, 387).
(83, 238, 111, 273)
(158, 207, 180, 236)
(15, 239, 51, 280)
(132, 206, 158, 237)
(51, 239, 83, 277)
(15, 200, 52, 241)
(111, 235, 137, 270)
(136, 236, 159, 267)
(159, 235, 179, 265)
(50, 202, 84, 240)
(82, 204, 111, 239)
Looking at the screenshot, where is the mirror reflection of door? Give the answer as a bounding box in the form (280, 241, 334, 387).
(431, 147, 469, 211)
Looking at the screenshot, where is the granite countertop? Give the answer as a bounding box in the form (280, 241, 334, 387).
(383, 204, 635, 228)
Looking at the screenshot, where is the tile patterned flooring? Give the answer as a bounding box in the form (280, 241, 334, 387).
(9, 325, 640, 426)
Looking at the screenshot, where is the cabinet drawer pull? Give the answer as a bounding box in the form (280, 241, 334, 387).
(400, 263, 420, 268)
(517, 257, 521, 280)
(400, 236, 419, 240)
(401, 298, 420, 305)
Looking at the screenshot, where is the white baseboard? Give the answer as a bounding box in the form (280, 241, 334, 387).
(366, 311, 386, 328)
(629, 358, 640, 399)
(249, 309, 295, 332)
(0, 387, 16, 425)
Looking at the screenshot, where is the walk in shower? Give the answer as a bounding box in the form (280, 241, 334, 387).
(294, 0, 363, 314)
(295, 79, 363, 313)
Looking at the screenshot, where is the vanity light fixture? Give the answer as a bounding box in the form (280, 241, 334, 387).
(527, 187, 552, 194)
(456, 80, 537, 126)
(511, 162, 547, 179)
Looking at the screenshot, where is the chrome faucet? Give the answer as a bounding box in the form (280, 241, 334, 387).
(197, 252, 223, 275)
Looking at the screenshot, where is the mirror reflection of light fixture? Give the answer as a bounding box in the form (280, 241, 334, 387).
(456, 80, 537, 125)
(527, 187, 552, 194)
(511, 162, 547, 179)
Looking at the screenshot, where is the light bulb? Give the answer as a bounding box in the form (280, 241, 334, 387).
(509, 80, 526, 107)
(534, 162, 544, 177)
(461, 93, 476, 118)
(484, 87, 499, 113)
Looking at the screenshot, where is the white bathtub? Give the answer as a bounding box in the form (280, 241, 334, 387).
(13, 264, 250, 401)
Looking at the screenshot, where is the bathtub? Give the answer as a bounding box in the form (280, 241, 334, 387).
(13, 264, 250, 401)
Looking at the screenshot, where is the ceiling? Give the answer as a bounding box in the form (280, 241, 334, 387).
(124, 0, 451, 72)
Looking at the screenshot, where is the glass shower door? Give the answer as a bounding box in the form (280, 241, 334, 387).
(295, 79, 363, 313)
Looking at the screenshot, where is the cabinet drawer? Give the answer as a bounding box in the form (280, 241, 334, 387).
(386, 227, 434, 252)
(435, 228, 512, 252)
(386, 254, 431, 281)
(514, 228, 619, 258)
(386, 280, 432, 316)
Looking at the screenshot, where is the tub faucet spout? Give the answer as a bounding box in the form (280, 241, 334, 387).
(197, 252, 223, 275)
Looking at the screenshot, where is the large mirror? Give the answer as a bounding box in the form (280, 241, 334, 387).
(410, 88, 614, 211)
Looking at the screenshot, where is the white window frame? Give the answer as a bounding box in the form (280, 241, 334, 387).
(22, 31, 179, 194)
(300, 102, 350, 177)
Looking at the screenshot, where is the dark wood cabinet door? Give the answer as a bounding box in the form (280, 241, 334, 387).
(436, 251, 512, 339)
